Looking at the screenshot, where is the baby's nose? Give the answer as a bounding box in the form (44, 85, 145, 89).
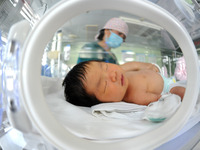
(110, 71, 117, 82)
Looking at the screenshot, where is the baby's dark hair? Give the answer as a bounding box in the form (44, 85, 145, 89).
(62, 61, 101, 107)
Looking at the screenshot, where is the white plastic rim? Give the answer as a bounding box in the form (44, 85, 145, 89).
(20, 0, 200, 149)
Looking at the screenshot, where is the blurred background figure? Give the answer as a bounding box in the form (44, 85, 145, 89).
(77, 17, 129, 64)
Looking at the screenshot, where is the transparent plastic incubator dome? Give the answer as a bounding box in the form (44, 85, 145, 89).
(2, 0, 200, 150)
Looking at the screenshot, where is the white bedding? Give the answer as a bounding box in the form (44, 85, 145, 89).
(91, 94, 181, 123)
(42, 76, 200, 141)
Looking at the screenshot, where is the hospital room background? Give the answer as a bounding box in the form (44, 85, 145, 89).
(0, 0, 200, 149)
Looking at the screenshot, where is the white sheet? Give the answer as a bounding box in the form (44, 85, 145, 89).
(41, 76, 200, 141)
(91, 94, 181, 123)
(91, 102, 147, 120)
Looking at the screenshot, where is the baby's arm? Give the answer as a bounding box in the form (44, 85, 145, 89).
(121, 61, 159, 72)
(126, 90, 161, 106)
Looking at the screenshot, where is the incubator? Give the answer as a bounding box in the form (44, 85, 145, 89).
(0, 0, 200, 149)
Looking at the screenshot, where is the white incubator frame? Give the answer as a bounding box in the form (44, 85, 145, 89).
(5, 0, 200, 149)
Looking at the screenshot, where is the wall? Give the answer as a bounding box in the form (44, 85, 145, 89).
(62, 42, 163, 67)
(42, 41, 179, 78)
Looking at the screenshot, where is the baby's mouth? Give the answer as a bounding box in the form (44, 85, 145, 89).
(121, 74, 124, 86)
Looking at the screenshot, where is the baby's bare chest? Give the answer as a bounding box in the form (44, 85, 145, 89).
(126, 70, 164, 92)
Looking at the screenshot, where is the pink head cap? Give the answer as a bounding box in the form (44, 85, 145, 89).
(103, 18, 129, 37)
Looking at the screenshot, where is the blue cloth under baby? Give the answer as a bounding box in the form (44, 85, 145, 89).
(161, 74, 175, 94)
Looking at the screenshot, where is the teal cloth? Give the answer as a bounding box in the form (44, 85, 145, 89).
(161, 74, 175, 93)
(77, 42, 118, 64)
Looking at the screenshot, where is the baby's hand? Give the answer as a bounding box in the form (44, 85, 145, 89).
(170, 86, 185, 100)
(149, 63, 160, 73)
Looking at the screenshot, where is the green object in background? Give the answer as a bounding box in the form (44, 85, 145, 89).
(184, 0, 193, 5)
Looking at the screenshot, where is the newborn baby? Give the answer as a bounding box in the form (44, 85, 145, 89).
(62, 60, 185, 107)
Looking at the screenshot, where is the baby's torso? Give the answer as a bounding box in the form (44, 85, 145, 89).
(125, 70, 164, 100)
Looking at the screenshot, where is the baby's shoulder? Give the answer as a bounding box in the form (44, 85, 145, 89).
(126, 71, 146, 85)
(125, 70, 146, 76)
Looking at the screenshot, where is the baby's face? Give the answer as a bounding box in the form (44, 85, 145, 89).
(84, 61, 129, 103)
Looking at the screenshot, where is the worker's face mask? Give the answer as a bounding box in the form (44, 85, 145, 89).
(105, 30, 123, 48)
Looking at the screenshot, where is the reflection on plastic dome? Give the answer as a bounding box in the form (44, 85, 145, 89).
(40, 10, 186, 80)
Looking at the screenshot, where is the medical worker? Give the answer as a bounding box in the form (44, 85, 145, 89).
(77, 17, 129, 64)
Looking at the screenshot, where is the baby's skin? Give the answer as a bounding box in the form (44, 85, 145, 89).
(124, 69, 164, 105)
(84, 61, 185, 106)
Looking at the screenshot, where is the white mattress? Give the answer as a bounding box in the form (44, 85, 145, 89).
(41, 76, 200, 141)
